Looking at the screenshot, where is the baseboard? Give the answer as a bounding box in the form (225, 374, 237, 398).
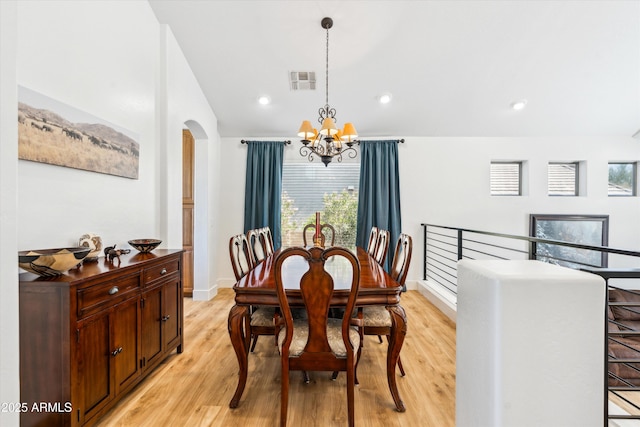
(192, 283, 218, 301)
(417, 279, 457, 323)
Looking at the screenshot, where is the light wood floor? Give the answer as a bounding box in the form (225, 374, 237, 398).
(95, 289, 456, 427)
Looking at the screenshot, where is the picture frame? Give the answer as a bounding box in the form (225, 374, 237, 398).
(529, 214, 609, 268)
(18, 86, 140, 179)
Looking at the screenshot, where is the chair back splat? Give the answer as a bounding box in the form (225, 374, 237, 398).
(302, 223, 336, 247)
(373, 229, 390, 266)
(366, 226, 379, 257)
(274, 246, 361, 427)
(390, 233, 413, 286)
(259, 226, 275, 256)
(229, 233, 254, 280)
(246, 229, 263, 264)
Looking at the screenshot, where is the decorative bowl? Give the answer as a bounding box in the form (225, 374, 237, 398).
(19, 247, 92, 277)
(128, 239, 162, 253)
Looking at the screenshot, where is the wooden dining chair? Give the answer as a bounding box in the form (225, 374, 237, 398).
(362, 233, 412, 376)
(302, 223, 336, 247)
(274, 246, 362, 427)
(366, 226, 379, 257)
(229, 233, 277, 352)
(373, 228, 390, 266)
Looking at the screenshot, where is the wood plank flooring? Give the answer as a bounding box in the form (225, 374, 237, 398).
(95, 289, 456, 427)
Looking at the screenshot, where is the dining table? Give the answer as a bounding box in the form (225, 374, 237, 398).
(227, 246, 408, 412)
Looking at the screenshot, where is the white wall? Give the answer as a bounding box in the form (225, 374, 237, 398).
(16, 0, 161, 248)
(216, 135, 640, 288)
(0, 1, 221, 417)
(163, 26, 221, 300)
(0, 2, 19, 426)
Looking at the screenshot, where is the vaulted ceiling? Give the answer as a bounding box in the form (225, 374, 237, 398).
(149, 0, 640, 139)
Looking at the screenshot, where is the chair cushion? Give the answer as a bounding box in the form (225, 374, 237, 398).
(362, 306, 392, 327)
(278, 318, 360, 357)
(250, 307, 275, 327)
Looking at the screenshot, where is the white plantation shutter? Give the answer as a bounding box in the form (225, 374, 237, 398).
(548, 163, 578, 196)
(490, 162, 521, 196)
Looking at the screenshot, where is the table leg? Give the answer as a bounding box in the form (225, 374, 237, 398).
(228, 304, 250, 408)
(387, 305, 407, 412)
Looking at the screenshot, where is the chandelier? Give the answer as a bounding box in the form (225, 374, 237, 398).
(298, 17, 358, 167)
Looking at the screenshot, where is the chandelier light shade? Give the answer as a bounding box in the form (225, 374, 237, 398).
(298, 17, 359, 167)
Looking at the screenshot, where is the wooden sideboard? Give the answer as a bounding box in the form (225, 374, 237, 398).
(19, 249, 184, 427)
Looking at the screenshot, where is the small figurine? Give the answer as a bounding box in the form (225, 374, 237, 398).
(104, 244, 131, 263)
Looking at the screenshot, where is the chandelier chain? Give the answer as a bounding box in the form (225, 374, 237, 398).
(325, 22, 329, 108)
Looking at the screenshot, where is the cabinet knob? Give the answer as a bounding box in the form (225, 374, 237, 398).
(111, 347, 122, 356)
(162, 315, 171, 322)
(160, 268, 167, 275)
(108, 286, 119, 295)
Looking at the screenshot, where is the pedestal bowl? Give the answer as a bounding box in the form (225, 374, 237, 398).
(128, 239, 162, 253)
(19, 247, 92, 277)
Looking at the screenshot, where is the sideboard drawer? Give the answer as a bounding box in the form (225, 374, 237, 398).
(77, 273, 141, 318)
(143, 258, 180, 284)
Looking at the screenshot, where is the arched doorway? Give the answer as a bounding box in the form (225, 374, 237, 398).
(182, 128, 195, 296)
(182, 120, 210, 299)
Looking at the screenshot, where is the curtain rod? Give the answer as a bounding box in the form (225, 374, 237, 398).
(241, 140, 291, 145)
(241, 139, 403, 145)
(358, 139, 405, 143)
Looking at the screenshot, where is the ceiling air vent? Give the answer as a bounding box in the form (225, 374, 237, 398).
(290, 71, 316, 91)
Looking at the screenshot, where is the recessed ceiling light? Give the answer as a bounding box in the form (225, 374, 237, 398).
(510, 99, 527, 111)
(378, 93, 392, 104)
(258, 95, 271, 105)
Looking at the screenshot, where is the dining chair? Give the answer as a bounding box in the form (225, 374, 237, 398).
(229, 233, 277, 352)
(362, 233, 412, 376)
(366, 226, 379, 257)
(373, 228, 390, 266)
(302, 223, 336, 247)
(246, 228, 265, 264)
(274, 246, 362, 427)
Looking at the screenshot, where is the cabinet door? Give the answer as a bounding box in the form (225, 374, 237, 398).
(112, 297, 141, 393)
(78, 313, 112, 424)
(141, 286, 163, 370)
(162, 277, 182, 351)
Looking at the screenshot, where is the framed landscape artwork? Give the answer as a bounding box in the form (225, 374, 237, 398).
(18, 86, 140, 179)
(529, 214, 609, 268)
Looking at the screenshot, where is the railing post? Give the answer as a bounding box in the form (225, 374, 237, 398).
(423, 224, 427, 280)
(458, 229, 463, 260)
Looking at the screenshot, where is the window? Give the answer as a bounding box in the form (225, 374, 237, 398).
(548, 162, 578, 196)
(281, 162, 360, 247)
(530, 214, 609, 268)
(490, 162, 522, 196)
(608, 162, 636, 196)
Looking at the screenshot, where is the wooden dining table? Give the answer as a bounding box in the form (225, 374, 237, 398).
(227, 246, 408, 412)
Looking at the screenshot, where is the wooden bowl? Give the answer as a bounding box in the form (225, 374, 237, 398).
(128, 239, 162, 253)
(19, 247, 91, 277)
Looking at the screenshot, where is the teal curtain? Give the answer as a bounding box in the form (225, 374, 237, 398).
(243, 141, 284, 249)
(356, 140, 402, 272)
